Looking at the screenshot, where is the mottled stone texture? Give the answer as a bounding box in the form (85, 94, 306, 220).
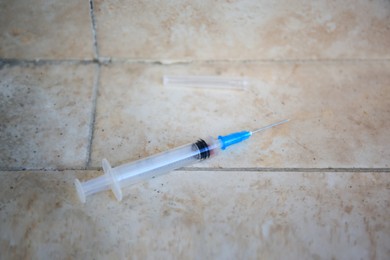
(90, 62, 390, 168)
(0, 64, 95, 169)
(0, 0, 389, 259)
(94, 0, 390, 60)
(0, 0, 94, 59)
(0, 171, 389, 259)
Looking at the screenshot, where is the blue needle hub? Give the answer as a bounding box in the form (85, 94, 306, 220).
(218, 131, 252, 150)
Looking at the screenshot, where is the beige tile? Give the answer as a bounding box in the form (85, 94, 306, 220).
(0, 63, 96, 169)
(94, 0, 390, 60)
(0, 170, 388, 258)
(90, 62, 390, 168)
(0, 0, 94, 59)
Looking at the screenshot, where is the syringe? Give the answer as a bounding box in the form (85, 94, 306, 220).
(74, 119, 289, 203)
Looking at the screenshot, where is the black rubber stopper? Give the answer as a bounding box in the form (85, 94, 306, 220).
(194, 139, 210, 160)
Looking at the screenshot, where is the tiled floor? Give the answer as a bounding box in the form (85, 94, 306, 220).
(1, 0, 389, 259)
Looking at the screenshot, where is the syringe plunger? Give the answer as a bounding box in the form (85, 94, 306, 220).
(75, 137, 221, 203)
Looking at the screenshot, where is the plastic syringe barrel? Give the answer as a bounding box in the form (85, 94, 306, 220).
(74, 137, 221, 203)
(74, 121, 289, 203)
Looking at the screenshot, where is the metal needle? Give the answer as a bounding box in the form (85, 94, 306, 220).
(251, 119, 290, 134)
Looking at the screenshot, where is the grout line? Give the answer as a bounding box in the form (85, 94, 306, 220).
(89, 0, 99, 59)
(1, 167, 389, 173)
(85, 0, 101, 171)
(0, 59, 97, 69)
(180, 167, 390, 173)
(0, 167, 94, 172)
(96, 57, 390, 65)
(85, 64, 100, 168)
(1, 58, 390, 68)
